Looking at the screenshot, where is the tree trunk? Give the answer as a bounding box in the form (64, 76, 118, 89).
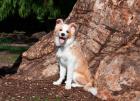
(16, 0, 140, 100)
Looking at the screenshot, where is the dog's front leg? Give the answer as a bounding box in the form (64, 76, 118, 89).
(65, 63, 74, 90)
(53, 63, 66, 85)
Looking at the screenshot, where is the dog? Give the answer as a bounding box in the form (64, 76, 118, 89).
(53, 19, 97, 95)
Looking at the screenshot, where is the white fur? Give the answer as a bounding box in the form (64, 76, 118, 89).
(53, 22, 78, 89)
(55, 23, 75, 48)
(71, 83, 84, 87)
(87, 87, 97, 96)
(53, 41, 77, 89)
(53, 20, 97, 96)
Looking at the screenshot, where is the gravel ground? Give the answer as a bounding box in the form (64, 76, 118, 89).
(0, 76, 102, 101)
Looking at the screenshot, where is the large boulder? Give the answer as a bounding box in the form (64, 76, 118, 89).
(15, 0, 140, 100)
(95, 45, 140, 100)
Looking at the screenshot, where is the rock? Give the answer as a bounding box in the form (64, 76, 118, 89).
(31, 31, 47, 40)
(95, 48, 140, 100)
(15, 0, 140, 100)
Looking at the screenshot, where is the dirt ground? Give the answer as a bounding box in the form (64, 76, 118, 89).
(0, 76, 102, 101)
(0, 53, 102, 101)
(0, 33, 102, 101)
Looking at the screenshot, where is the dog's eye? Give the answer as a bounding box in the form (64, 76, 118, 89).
(59, 29, 62, 31)
(66, 30, 69, 33)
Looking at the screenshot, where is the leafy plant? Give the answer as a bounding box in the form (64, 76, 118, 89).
(0, 45, 28, 53)
(0, 38, 15, 43)
(0, 0, 61, 22)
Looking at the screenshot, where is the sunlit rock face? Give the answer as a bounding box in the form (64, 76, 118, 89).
(17, 0, 140, 100)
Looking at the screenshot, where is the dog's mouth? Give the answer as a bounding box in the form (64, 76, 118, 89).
(59, 37, 66, 44)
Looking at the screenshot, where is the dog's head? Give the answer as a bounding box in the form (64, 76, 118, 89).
(54, 19, 77, 47)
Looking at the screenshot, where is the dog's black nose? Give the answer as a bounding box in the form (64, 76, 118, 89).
(61, 33, 65, 36)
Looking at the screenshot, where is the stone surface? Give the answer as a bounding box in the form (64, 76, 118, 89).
(15, 0, 140, 100)
(95, 49, 140, 100)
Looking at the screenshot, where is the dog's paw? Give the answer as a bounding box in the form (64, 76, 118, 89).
(65, 85, 71, 90)
(71, 83, 83, 87)
(71, 83, 77, 87)
(53, 81, 61, 85)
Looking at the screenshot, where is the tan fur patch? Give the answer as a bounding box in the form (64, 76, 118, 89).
(70, 43, 93, 85)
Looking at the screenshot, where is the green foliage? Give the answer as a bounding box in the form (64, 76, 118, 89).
(0, 45, 28, 53)
(0, 0, 62, 21)
(0, 38, 15, 43)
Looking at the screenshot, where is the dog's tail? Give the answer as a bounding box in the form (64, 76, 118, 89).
(84, 82, 97, 96)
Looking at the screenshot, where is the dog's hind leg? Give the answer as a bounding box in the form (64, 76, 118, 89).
(72, 73, 85, 87)
(72, 72, 89, 87)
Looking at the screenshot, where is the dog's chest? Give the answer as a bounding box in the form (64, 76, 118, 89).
(56, 47, 73, 64)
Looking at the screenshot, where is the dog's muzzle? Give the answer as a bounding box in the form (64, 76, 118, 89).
(59, 37, 66, 44)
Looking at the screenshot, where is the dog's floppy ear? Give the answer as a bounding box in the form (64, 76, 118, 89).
(69, 23, 77, 34)
(56, 19, 63, 25)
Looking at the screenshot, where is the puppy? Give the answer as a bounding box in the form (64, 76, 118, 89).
(53, 19, 97, 95)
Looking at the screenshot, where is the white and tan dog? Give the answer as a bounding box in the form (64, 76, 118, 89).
(53, 19, 97, 95)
